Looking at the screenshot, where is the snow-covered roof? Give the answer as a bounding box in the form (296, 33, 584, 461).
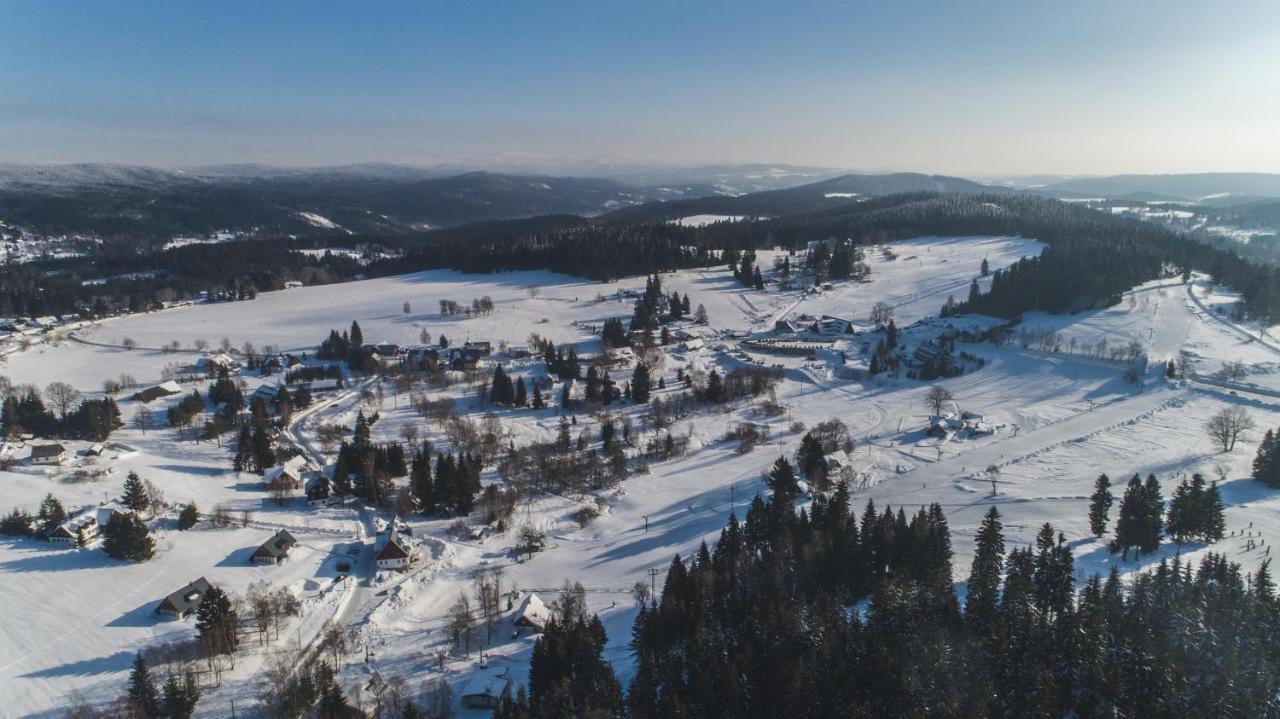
(514, 593, 550, 631)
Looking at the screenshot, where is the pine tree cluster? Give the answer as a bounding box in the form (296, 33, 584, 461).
(516, 485, 1280, 717)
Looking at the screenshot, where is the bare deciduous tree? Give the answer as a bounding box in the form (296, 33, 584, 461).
(870, 301, 894, 326)
(45, 381, 79, 419)
(923, 385, 954, 417)
(1206, 406, 1255, 452)
(448, 593, 475, 657)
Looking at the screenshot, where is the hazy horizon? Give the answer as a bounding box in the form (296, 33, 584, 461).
(2, 1, 1278, 175)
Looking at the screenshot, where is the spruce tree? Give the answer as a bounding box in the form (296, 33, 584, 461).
(250, 421, 274, 473)
(966, 506, 1004, 634)
(121, 471, 150, 512)
(232, 424, 252, 472)
(1115, 474, 1145, 558)
(161, 671, 200, 719)
(1253, 429, 1279, 487)
(631, 363, 652, 403)
(1204, 480, 1226, 541)
(103, 512, 154, 562)
(177, 503, 200, 530)
(195, 585, 238, 656)
(1166, 476, 1193, 544)
(767, 456, 800, 503)
(1141, 473, 1164, 553)
(515, 377, 528, 407)
(126, 652, 160, 718)
(1088, 473, 1113, 536)
(35, 494, 65, 539)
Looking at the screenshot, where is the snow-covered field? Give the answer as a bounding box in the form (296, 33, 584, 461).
(5, 234, 1280, 716)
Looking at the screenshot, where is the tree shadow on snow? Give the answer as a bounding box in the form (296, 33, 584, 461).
(106, 598, 166, 628)
(0, 546, 115, 573)
(20, 649, 136, 679)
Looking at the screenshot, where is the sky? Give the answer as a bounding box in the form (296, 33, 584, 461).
(1, 0, 1278, 176)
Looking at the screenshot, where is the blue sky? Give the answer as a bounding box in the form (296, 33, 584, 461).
(1, 1, 1277, 174)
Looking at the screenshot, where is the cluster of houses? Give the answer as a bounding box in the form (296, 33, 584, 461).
(925, 410, 996, 439)
(402, 340, 491, 372)
(19, 441, 128, 467)
(0, 313, 85, 353)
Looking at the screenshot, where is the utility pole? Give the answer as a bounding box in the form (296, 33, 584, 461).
(643, 514, 648, 533)
(647, 567, 661, 598)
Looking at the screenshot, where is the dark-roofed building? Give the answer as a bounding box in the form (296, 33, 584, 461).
(156, 577, 213, 619)
(132, 381, 182, 404)
(251, 529, 298, 565)
(30, 443, 68, 466)
(305, 475, 333, 506)
(375, 526, 412, 571)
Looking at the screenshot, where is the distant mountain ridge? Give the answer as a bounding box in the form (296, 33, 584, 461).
(600, 172, 999, 223)
(1037, 173, 1280, 202)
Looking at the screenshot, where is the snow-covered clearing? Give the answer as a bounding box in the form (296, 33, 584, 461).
(672, 214, 745, 227)
(5, 235, 1280, 716)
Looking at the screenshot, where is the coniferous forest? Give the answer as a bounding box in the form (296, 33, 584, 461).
(497, 486, 1280, 718)
(11, 190, 1280, 325)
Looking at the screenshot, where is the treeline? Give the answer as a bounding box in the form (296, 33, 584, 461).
(18, 190, 1280, 324)
(387, 222, 724, 281)
(2, 238, 365, 318)
(0, 384, 122, 441)
(500, 487, 1280, 717)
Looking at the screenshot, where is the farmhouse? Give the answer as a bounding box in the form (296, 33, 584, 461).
(262, 354, 303, 373)
(374, 526, 413, 571)
(250, 384, 282, 409)
(463, 340, 493, 355)
(131, 381, 182, 404)
(200, 353, 241, 374)
(460, 670, 512, 710)
(263, 455, 308, 490)
(305, 475, 333, 506)
(250, 529, 297, 565)
(29, 443, 68, 466)
(48, 504, 128, 545)
(155, 577, 213, 619)
(513, 592, 551, 634)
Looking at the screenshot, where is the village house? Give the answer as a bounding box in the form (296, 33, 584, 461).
(30, 443, 68, 466)
(199, 353, 241, 375)
(374, 525, 413, 571)
(131, 381, 182, 404)
(261, 353, 303, 374)
(250, 529, 297, 565)
(460, 669, 512, 710)
(406, 346, 486, 372)
(513, 593, 550, 635)
(463, 340, 493, 355)
(155, 577, 213, 619)
(48, 503, 128, 546)
(264, 455, 308, 491)
(305, 475, 333, 507)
